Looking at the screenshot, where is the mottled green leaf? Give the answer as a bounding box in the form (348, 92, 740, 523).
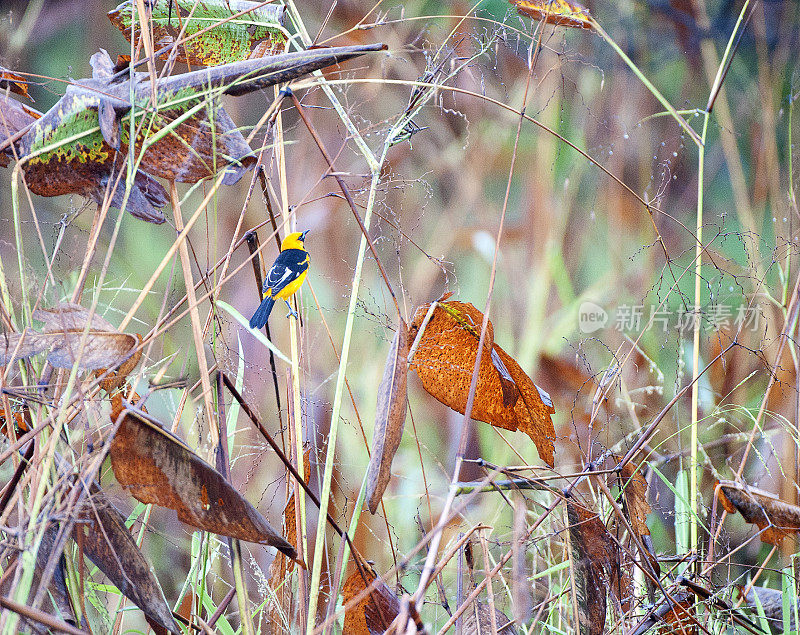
(14, 45, 383, 222)
(109, 0, 288, 66)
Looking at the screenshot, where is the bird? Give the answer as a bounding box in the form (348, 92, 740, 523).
(250, 230, 310, 329)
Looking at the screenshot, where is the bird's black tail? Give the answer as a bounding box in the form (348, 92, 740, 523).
(249, 297, 275, 329)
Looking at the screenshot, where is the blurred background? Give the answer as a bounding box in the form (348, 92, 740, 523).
(1, 0, 799, 629)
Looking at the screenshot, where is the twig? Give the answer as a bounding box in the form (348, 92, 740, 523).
(245, 230, 283, 426)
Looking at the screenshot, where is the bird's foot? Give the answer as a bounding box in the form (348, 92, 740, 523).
(284, 301, 299, 319)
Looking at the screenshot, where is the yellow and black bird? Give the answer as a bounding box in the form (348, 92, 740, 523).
(249, 230, 310, 329)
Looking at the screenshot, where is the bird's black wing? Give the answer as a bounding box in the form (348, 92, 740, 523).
(263, 248, 309, 297)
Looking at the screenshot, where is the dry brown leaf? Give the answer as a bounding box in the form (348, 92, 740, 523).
(0, 526, 76, 631)
(1, 303, 139, 372)
(0, 67, 30, 99)
(0, 330, 138, 370)
(630, 591, 696, 635)
(717, 480, 800, 545)
(78, 484, 180, 634)
(114, 54, 132, 74)
(342, 564, 400, 634)
(741, 586, 794, 632)
(511, 0, 592, 29)
(0, 408, 29, 437)
(366, 319, 410, 514)
(0, 330, 51, 365)
(176, 590, 196, 626)
(409, 300, 556, 466)
(566, 500, 624, 635)
(0, 93, 41, 169)
(609, 456, 651, 537)
(47, 331, 138, 370)
(33, 302, 118, 332)
(109, 394, 299, 562)
(96, 334, 143, 392)
(462, 602, 520, 634)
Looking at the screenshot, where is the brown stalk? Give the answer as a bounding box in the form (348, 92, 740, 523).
(245, 229, 283, 426)
(208, 587, 236, 628)
(0, 441, 34, 517)
(219, 372, 370, 567)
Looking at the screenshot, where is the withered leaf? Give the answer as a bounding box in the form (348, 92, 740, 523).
(0, 67, 30, 99)
(717, 480, 800, 545)
(0, 93, 41, 168)
(95, 333, 143, 392)
(1, 74, 168, 223)
(114, 55, 132, 74)
(409, 300, 556, 466)
(342, 564, 400, 634)
(511, 0, 592, 29)
(1, 303, 140, 371)
(609, 456, 651, 538)
(679, 578, 763, 635)
(109, 0, 288, 67)
(566, 500, 623, 635)
(0, 525, 76, 631)
(742, 586, 795, 633)
(462, 602, 520, 634)
(109, 395, 299, 562)
(78, 483, 180, 634)
(491, 347, 519, 407)
(366, 319, 410, 514)
(0, 330, 138, 371)
(0, 408, 30, 437)
(0, 330, 53, 365)
(89, 49, 116, 81)
(45, 331, 138, 370)
(630, 590, 696, 635)
(34, 302, 118, 332)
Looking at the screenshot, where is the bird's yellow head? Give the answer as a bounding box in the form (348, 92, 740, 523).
(281, 230, 309, 251)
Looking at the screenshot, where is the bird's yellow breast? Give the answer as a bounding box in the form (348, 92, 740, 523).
(274, 268, 308, 300)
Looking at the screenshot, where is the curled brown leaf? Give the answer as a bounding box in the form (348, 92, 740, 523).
(342, 564, 400, 634)
(717, 480, 800, 545)
(409, 300, 556, 466)
(566, 500, 624, 634)
(511, 0, 592, 29)
(366, 319, 409, 514)
(1, 303, 139, 372)
(0, 67, 30, 99)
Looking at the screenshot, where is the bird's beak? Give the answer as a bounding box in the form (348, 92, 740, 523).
(300, 230, 310, 241)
